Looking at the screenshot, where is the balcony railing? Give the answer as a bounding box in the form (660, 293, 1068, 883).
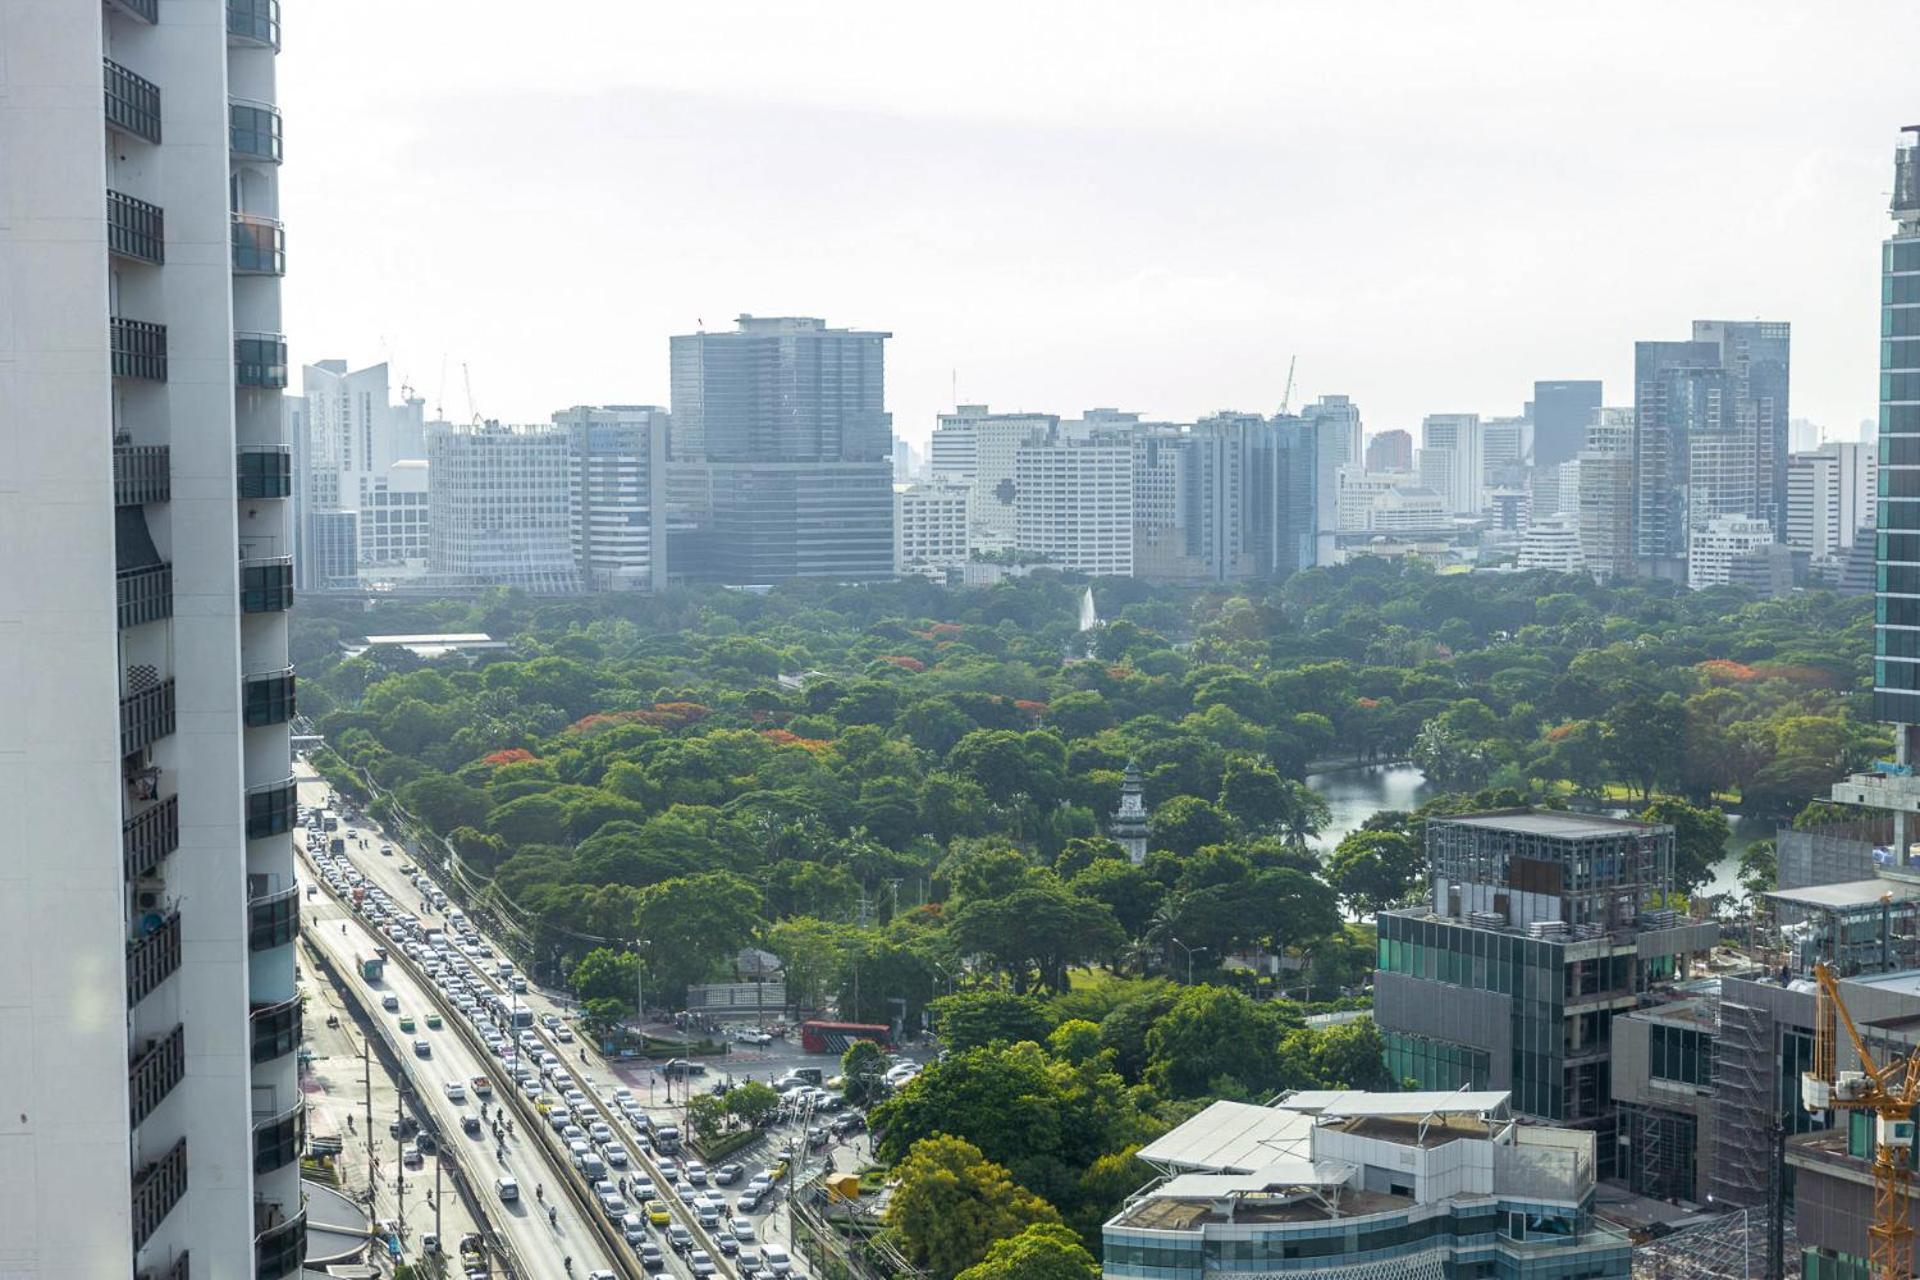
(129, 1024, 185, 1128)
(240, 556, 293, 613)
(237, 445, 292, 500)
(250, 998, 301, 1065)
(108, 191, 165, 264)
(229, 98, 283, 163)
(118, 564, 173, 630)
(104, 58, 161, 144)
(245, 776, 297, 839)
(243, 668, 296, 728)
(120, 679, 177, 757)
(115, 445, 171, 506)
(235, 332, 289, 389)
(253, 1205, 306, 1280)
(107, 0, 160, 25)
(231, 213, 285, 275)
(248, 885, 299, 952)
(131, 1137, 188, 1249)
(127, 910, 182, 1007)
(138, 1251, 190, 1280)
(227, 0, 281, 49)
(252, 1103, 302, 1173)
(123, 795, 180, 881)
(111, 317, 168, 381)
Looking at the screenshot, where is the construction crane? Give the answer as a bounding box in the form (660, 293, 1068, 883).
(1803, 959, 1920, 1280)
(1279, 355, 1297, 415)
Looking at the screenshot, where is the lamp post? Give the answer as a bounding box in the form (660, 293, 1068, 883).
(1169, 936, 1208, 986)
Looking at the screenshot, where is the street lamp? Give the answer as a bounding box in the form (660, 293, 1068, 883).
(1169, 936, 1208, 986)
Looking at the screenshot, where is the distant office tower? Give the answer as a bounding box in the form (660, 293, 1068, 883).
(307, 510, 360, 587)
(1249, 416, 1323, 577)
(553, 405, 668, 592)
(1725, 543, 1807, 597)
(1529, 461, 1572, 520)
(1015, 434, 1135, 575)
(295, 358, 427, 587)
(1365, 484, 1449, 533)
(1877, 130, 1920, 725)
(361, 461, 430, 569)
(894, 480, 971, 578)
(1577, 410, 1636, 580)
(1366, 428, 1414, 473)
(1688, 516, 1775, 589)
(1487, 488, 1531, 532)
(1419, 414, 1485, 513)
(1790, 416, 1822, 453)
(931, 405, 1061, 548)
(1532, 380, 1603, 467)
(1633, 321, 1790, 579)
(1, 2, 308, 1275)
(1300, 394, 1363, 474)
(427, 425, 580, 591)
(928, 405, 983, 478)
(1133, 420, 1249, 581)
(1518, 516, 1585, 573)
(667, 315, 894, 582)
(1483, 416, 1530, 471)
(1338, 471, 1413, 530)
(1787, 442, 1876, 560)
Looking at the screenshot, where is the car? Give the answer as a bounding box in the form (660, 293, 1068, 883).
(715, 1162, 743, 1186)
(555, 1026, 574, 1043)
(444, 1081, 466, 1102)
(495, 1175, 519, 1202)
(413, 1039, 431, 1058)
(630, 1174, 656, 1200)
(462, 1114, 482, 1136)
(731, 1216, 756, 1241)
(648, 1202, 671, 1227)
(508, 975, 527, 993)
(667, 1224, 694, 1253)
(696, 1203, 721, 1229)
(657, 1158, 679, 1182)
(684, 1160, 708, 1186)
(542, 1013, 561, 1029)
(675, 1182, 697, 1204)
(736, 1028, 773, 1045)
(379, 843, 393, 856)
(587, 1272, 618, 1280)
(637, 1241, 665, 1271)
(714, 1231, 739, 1257)
(381, 994, 400, 1012)
(689, 1249, 716, 1277)
(764, 1246, 793, 1275)
(619, 1206, 648, 1241)
(604, 1143, 630, 1168)
(599, 1193, 629, 1219)
(569, 1140, 593, 1167)
(739, 1250, 764, 1272)
(590, 1122, 615, 1146)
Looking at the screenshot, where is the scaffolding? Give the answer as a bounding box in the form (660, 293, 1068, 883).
(1633, 1204, 1796, 1280)
(1710, 998, 1775, 1209)
(1426, 809, 1674, 930)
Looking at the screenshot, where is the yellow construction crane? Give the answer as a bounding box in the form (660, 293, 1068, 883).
(1804, 960, 1920, 1280)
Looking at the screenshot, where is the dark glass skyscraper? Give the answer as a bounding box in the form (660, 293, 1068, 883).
(667, 315, 895, 583)
(1876, 131, 1920, 725)
(1532, 379, 1602, 468)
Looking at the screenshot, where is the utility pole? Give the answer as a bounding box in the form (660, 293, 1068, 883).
(395, 1084, 407, 1239)
(434, 1140, 444, 1250)
(363, 1037, 375, 1203)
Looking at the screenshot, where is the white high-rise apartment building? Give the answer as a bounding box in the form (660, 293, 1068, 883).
(1300, 394, 1363, 474)
(1, 2, 306, 1276)
(553, 405, 669, 591)
(930, 404, 1059, 549)
(428, 425, 581, 592)
(1015, 436, 1135, 575)
(291, 358, 426, 586)
(1787, 442, 1876, 559)
(1419, 413, 1485, 513)
(1517, 516, 1586, 573)
(894, 480, 971, 578)
(1689, 516, 1776, 589)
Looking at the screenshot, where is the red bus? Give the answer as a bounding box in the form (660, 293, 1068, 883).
(800, 1020, 892, 1055)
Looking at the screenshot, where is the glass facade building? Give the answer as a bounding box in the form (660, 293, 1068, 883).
(1876, 140, 1920, 724)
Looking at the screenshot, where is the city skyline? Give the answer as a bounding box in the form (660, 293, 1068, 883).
(280, 1, 1913, 448)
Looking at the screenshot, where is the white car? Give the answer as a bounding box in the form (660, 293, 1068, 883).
(443, 1081, 466, 1102)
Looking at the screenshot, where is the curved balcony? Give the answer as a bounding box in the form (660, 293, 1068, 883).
(104, 58, 161, 145)
(235, 332, 288, 389)
(129, 1024, 185, 1128)
(123, 795, 180, 881)
(237, 445, 292, 500)
(252, 1103, 302, 1173)
(227, 0, 281, 50)
(108, 191, 165, 264)
(108, 0, 159, 24)
(111, 317, 168, 382)
(229, 98, 282, 164)
(243, 667, 297, 728)
(131, 1137, 188, 1249)
(118, 564, 173, 630)
(250, 998, 301, 1065)
(127, 910, 182, 1007)
(253, 1205, 306, 1280)
(245, 776, 297, 839)
(240, 556, 293, 614)
(247, 885, 299, 951)
(120, 679, 176, 757)
(115, 445, 171, 506)
(231, 214, 285, 276)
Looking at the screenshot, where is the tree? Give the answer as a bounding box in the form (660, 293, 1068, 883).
(567, 947, 639, 1009)
(686, 1092, 729, 1141)
(954, 1223, 1099, 1280)
(401, 773, 493, 832)
(1325, 829, 1423, 915)
(1276, 1021, 1395, 1091)
(1067, 859, 1165, 939)
(631, 871, 764, 1002)
(766, 917, 851, 1013)
(1738, 837, 1778, 899)
(946, 874, 1126, 993)
(930, 990, 1056, 1050)
(887, 1135, 1061, 1280)
(578, 996, 627, 1044)
(843, 1039, 891, 1106)
(1149, 796, 1234, 856)
(726, 1080, 781, 1128)
(1638, 796, 1730, 894)
(1144, 985, 1281, 1098)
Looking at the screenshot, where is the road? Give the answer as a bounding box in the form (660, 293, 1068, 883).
(301, 872, 617, 1277)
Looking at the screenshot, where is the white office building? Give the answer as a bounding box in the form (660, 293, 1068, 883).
(1518, 516, 1586, 573)
(427, 425, 580, 592)
(553, 405, 669, 592)
(894, 480, 971, 578)
(1015, 436, 1135, 575)
(360, 460, 430, 572)
(0, 2, 309, 1276)
(1689, 516, 1776, 589)
(1787, 442, 1876, 559)
(1419, 413, 1485, 513)
(292, 358, 427, 587)
(1299, 394, 1363, 475)
(931, 404, 1060, 548)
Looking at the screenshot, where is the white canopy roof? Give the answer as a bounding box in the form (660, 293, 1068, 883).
(1157, 1159, 1356, 1199)
(1277, 1089, 1511, 1119)
(1135, 1100, 1315, 1173)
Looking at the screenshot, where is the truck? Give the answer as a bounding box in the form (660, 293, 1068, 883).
(470, 1075, 493, 1099)
(350, 885, 368, 906)
(329, 837, 346, 854)
(360, 954, 385, 981)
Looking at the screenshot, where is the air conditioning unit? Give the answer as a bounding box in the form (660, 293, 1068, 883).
(1881, 1116, 1916, 1149)
(134, 875, 166, 911)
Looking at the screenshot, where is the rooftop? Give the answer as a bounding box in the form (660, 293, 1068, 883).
(1766, 879, 1920, 912)
(1114, 1185, 1410, 1230)
(1432, 808, 1665, 840)
(1135, 1100, 1313, 1173)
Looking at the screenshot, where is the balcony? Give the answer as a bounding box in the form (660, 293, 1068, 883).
(108, 191, 165, 264)
(123, 795, 180, 881)
(127, 910, 181, 1006)
(252, 1103, 302, 1173)
(107, 0, 159, 24)
(229, 98, 283, 163)
(235, 332, 288, 389)
(237, 445, 292, 500)
(245, 776, 297, 839)
(231, 213, 285, 275)
(138, 1252, 189, 1280)
(253, 1204, 306, 1280)
(115, 445, 171, 506)
(120, 679, 177, 757)
(248, 885, 299, 951)
(250, 998, 301, 1065)
(242, 668, 296, 728)
(131, 1137, 188, 1249)
(104, 58, 161, 145)
(240, 556, 293, 613)
(118, 564, 173, 629)
(129, 1024, 185, 1128)
(227, 0, 281, 49)
(111, 317, 168, 381)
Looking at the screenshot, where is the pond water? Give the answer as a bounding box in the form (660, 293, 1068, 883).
(1304, 763, 1774, 899)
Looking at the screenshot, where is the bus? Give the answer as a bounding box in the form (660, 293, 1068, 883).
(799, 1020, 891, 1055)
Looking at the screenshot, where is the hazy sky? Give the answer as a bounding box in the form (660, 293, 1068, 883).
(282, 1, 1917, 449)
